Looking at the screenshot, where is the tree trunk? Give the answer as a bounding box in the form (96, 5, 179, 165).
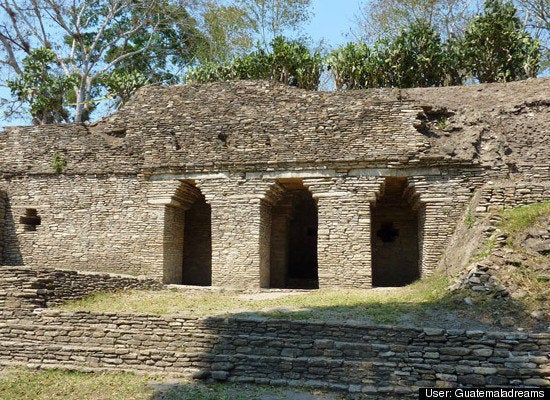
(74, 84, 85, 123)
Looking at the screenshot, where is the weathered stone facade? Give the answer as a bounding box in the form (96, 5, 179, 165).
(1, 79, 549, 289)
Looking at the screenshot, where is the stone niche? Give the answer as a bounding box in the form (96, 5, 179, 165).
(371, 177, 422, 287)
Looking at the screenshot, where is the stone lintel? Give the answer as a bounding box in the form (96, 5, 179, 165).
(147, 167, 443, 182)
(147, 198, 183, 207)
(348, 167, 441, 177)
(313, 192, 352, 199)
(149, 173, 231, 181)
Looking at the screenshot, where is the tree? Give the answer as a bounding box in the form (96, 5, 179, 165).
(185, 36, 322, 90)
(326, 42, 372, 90)
(0, 0, 205, 123)
(236, 0, 312, 49)
(356, 0, 474, 41)
(381, 20, 448, 87)
(514, 0, 550, 70)
(462, 0, 540, 82)
(7, 47, 74, 124)
(197, 3, 254, 63)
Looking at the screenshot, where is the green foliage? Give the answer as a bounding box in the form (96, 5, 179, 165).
(328, 21, 455, 89)
(1, 0, 209, 123)
(326, 42, 372, 90)
(51, 151, 67, 174)
(7, 48, 75, 125)
(462, 0, 540, 82)
(381, 21, 447, 87)
(102, 2, 206, 85)
(442, 34, 468, 85)
(185, 36, 322, 90)
(98, 70, 149, 107)
(330, 0, 540, 89)
(198, 4, 255, 63)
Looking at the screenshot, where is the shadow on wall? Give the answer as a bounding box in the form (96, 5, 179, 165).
(0, 194, 23, 265)
(149, 291, 548, 397)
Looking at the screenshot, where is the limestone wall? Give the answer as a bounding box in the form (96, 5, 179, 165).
(0, 265, 160, 308)
(1, 175, 164, 278)
(2, 80, 548, 289)
(0, 191, 5, 265)
(1, 169, 477, 289)
(476, 181, 550, 214)
(0, 308, 547, 396)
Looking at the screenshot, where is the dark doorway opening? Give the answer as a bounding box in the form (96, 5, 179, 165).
(371, 177, 421, 287)
(182, 194, 212, 286)
(268, 179, 318, 289)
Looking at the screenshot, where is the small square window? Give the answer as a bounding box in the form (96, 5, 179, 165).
(20, 208, 41, 231)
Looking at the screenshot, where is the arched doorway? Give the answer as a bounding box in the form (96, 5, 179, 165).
(371, 177, 421, 286)
(263, 179, 318, 289)
(163, 181, 212, 285)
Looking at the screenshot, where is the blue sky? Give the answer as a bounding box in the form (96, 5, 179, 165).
(306, 0, 363, 49)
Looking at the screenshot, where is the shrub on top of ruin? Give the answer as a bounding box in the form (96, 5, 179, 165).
(327, 21, 463, 90)
(461, 0, 540, 82)
(184, 36, 322, 90)
(327, 0, 540, 89)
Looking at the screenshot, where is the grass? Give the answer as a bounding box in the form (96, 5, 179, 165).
(500, 201, 550, 233)
(60, 274, 452, 325)
(473, 236, 497, 260)
(465, 205, 475, 229)
(0, 368, 339, 400)
(57, 202, 550, 330)
(465, 201, 550, 327)
(435, 117, 448, 130)
(0, 368, 154, 400)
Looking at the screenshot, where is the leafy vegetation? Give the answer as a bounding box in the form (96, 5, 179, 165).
(185, 36, 322, 90)
(462, 0, 540, 82)
(357, 0, 550, 75)
(0, 0, 314, 123)
(0, 0, 208, 123)
(328, 0, 539, 90)
(51, 151, 67, 174)
(7, 48, 75, 125)
(0, 0, 544, 123)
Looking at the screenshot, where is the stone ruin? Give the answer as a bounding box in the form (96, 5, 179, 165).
(0, 79, 549, 290)
(0, 79, 549, 396)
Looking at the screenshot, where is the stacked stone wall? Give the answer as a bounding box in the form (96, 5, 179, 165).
(0, 191, 5, 265)
(1, 175, 164, 278)
(0, 169, 479, 290)
(0, 308, 547, 396)
(0, 265, 160, 308)
(475, 181, 550, 214)
(147, 171, 476, 289)
(0, 124, 141, 176)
